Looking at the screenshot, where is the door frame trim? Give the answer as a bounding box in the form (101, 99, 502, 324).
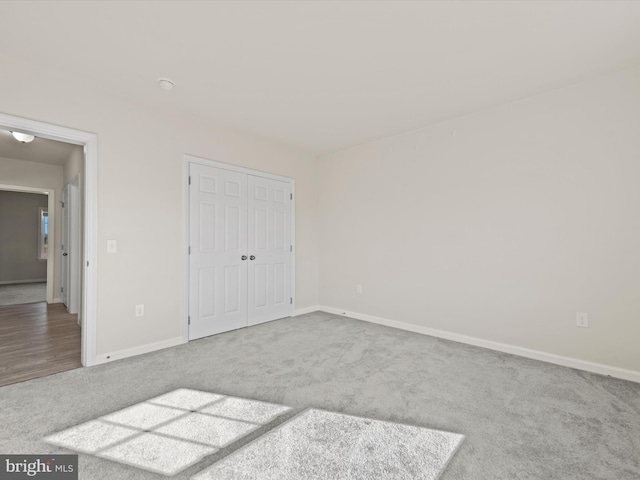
(0, 112, 98, 367)
(183, 155, 296, 342)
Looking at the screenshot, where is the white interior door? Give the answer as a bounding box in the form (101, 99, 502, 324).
(247, 175, 292, 326)
(68, 178, 80, 315)
(61, 185, 69, 307)
(189, 163, 248, 340)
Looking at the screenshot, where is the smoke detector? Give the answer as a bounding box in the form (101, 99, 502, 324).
(158, 78, 175, 91)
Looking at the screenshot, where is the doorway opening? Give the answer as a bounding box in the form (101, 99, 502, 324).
(0, 113, 98, 385)
(0, 187, 51, 305)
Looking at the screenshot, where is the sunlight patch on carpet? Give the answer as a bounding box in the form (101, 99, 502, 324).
(44, 389, 291, 476)
(192, 408, 464, 480)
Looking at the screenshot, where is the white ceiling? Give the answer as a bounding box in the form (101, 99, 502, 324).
(2, 1, 640, 154)
(0, 130, 79, 166)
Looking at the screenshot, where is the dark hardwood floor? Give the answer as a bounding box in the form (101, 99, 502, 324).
(0, 302, 81, 387)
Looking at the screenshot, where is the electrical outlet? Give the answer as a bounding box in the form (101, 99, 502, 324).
(135, 304, 144, 317)
(576, 312, 588, 328)
(356, 284, 363, 294)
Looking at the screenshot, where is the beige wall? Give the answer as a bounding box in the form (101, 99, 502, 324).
(0, 157, 64, 299)
(0, 190, 48, 283)
(318, 66, 640, 373)
(0, 59, 319, 357)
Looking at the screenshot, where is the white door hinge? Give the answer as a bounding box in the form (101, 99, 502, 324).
(290, 297, 293, 304)
(188, 316, 191, 325)
(188, 176, 191, 185)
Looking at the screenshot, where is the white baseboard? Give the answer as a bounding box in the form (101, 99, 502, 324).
(0, 279, 46, 285)
(95, 336, 186, 365)
(293, 305, 321, 316)
(318, 306, 640, 384)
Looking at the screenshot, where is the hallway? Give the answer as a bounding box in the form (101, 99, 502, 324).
(0, 302, 81, 386)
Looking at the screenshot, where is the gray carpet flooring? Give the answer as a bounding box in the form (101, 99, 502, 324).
(0, 282, 46, 305)
(0, 311, 638, 479)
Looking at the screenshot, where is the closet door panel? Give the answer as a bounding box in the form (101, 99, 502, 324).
(189, 164, 248, 340)
(247, 175, 292, 325)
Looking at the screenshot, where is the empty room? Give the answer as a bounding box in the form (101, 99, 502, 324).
(0, 1, 638, 479)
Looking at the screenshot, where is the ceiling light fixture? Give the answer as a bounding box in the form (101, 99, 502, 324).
(158, 78, 175, 91)
(11, 131, 35, 143)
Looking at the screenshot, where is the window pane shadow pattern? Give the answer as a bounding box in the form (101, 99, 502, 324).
(44, 389, 291, 476)
(45, 388, 463, 478)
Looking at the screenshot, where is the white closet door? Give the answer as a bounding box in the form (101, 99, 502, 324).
(189, 164, 248, 340)
(247, 175, 292, 325)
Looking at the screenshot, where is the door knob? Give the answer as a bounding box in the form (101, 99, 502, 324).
(62, 253, 68, 256)
(249, 255, 255, 260)
(241, 255, 247, 260)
